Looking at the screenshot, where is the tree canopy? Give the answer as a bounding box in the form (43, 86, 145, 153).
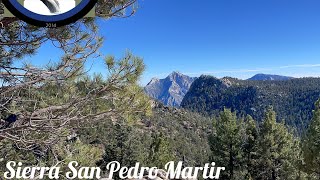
(0, 0, 151, 148)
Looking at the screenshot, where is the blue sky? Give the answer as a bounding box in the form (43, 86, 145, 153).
(27, 0, 320, 85)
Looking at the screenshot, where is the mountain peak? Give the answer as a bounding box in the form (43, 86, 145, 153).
(144, 72, 196, 107)
(148, 77, 160, 85)
(248, 74, 294, 81)
(169, 71, 184, 77)
(171, 71, 181, 75)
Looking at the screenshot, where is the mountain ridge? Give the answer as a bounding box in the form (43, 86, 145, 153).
(181, 75, 320, 133)
(145, 72, 298, 107)
(248, 73, 294, 81)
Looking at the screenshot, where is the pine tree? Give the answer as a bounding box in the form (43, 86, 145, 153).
(147, 132, 176, 169)
(242, 115, 258, 179)
(209, 108, 242, 179)
(255, 107, 299, 180)
(302, 100, 320, 178)
(0, 0, 144, 148)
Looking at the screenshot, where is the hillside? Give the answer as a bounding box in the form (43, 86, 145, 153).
(144, 72, 196, 107)
(181, 75, 320, 132)
(80, 101, 212, 168)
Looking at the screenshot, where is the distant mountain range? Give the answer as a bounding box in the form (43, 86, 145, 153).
(145, 72, 294, 107)
(248, 74, 294, 81)
(144, 72, 196, 107)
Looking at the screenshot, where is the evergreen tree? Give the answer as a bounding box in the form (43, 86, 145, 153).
(147, 132, 176, 169)
(209, 108, 242, 180)
(0, 0, 144, 148)
(242, 115, 258, 179)
(255, 107, 299, 180)
(80, 121, 150, 170)
(302, 100, 320, 178)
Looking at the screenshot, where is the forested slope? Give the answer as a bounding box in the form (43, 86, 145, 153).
(181, 75, 320, 132)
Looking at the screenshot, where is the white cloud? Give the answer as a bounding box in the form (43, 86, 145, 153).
(279, 64, 320, 69)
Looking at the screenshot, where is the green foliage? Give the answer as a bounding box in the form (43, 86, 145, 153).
(2, 7, 320, 177)
(82, 122, 149, 169)
(50, 140, 104, 168)
(242, 115, 258, 179)
(182, 75, 320, 134)
(0, 139, 104, 179)
(302, 100, 320, 178)
(147, 132, 176, 169)
(209, 108, 243, 179)
(0, 52, 151, 147)
(254, 108, 300, 180)
(79, 102, 211, 175)
(209, 108, 303, 180)
(147, 103, 212, 167)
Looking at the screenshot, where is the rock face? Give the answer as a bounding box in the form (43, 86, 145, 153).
(248, 74, 294, 81)
(144, 72, 196, 107)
